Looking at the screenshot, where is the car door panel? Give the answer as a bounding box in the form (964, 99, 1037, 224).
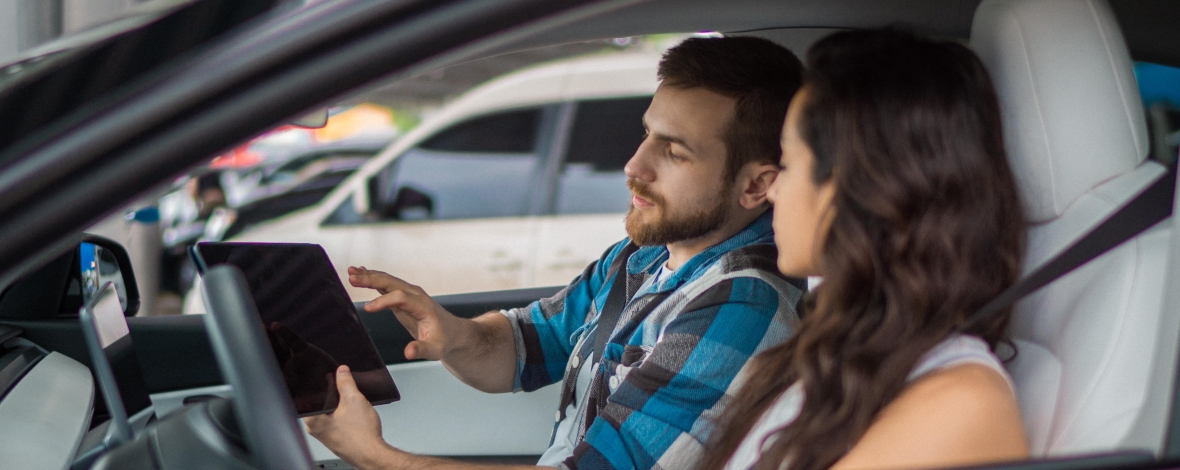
(533, 214, 628, 286)
(143, 363, 561, 462)
(311, 362, 560, 460)
(348, 217, 539, 299)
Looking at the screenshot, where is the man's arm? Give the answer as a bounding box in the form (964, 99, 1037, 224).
(350, 240, 622, 394)
(349, 267, 517, 393)
(440, 312, 517, 392)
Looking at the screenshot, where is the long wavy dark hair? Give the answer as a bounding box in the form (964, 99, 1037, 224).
(699, 29, 1026, 470)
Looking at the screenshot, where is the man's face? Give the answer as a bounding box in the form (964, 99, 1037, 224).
(624, 84, 737, 246)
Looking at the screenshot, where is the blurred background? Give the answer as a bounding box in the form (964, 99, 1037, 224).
(3, 0, 1175, 316)
(0, 0, 688, 315)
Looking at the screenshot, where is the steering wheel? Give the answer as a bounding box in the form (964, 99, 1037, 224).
(201, 265, 315, 470)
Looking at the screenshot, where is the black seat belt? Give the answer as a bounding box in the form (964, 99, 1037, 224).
(555, 242, 640, 424)
(591, 242, 641, 362)
(957, 168, 1175, 333)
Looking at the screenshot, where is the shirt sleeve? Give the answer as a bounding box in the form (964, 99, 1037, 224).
(562, 275, 793, 470)
(499, 240, 630, 392)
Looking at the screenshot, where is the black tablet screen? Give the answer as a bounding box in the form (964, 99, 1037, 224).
(195, 242, 399, 416)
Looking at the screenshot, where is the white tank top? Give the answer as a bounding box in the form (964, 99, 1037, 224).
(723, 335, 1013, 470)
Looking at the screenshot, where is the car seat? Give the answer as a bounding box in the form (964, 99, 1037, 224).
(970, 0, 1177, 457)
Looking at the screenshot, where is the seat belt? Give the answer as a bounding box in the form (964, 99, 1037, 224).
(957, 168, 1175, 333)
(554, 242, 640, 424)
(590, 242, 641, 361)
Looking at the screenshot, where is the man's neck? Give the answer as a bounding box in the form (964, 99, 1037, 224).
(663, 208, 766, 270)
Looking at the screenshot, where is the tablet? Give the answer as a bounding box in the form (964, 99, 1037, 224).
(191, 242, 400, 416)
(78, 281, 151, 448)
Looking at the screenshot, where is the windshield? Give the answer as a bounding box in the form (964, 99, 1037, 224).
(0, 0, 280, 169)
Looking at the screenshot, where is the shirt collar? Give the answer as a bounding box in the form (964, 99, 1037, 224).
(625, 210, 775, 293)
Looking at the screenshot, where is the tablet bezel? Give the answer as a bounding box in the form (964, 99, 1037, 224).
(191, 241, 400, 416)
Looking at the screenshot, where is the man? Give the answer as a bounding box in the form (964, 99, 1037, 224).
(307, 36, 805, 470)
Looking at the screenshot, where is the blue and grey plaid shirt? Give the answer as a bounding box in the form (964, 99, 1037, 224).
(501, 212, 804, 470)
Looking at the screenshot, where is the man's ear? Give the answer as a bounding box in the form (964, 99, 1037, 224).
(737, 162, 780, 209)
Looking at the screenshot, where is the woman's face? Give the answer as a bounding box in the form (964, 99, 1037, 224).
(767, 88, 836, 278)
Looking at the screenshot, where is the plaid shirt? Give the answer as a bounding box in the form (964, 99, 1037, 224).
(501, 212, 804, 470)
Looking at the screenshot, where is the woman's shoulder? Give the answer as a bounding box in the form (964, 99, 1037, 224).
(833, 337, 1028, 469)
(907, 335, 1013, 389)
(893, 335, 1023, 448)
(899, 361, 1019, 419)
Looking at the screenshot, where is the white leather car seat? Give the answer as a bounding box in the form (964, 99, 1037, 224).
(971, 0, 1176, 457)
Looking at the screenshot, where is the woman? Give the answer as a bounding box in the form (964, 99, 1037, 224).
(702, 30, 1029, 470)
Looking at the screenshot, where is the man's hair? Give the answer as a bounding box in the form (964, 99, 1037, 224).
(658, 36, 804, 181)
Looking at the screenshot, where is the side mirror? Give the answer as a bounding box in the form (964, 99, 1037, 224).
(0, 234, 140, 319)
(389, 186, 435, 220)
(79, 235, 140, 317)
(289, 109, 329, 129)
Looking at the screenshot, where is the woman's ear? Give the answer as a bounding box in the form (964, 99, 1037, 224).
(738, 162, 781, 209)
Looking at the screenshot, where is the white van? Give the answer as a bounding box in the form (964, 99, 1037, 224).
(184, 52, 659, 312)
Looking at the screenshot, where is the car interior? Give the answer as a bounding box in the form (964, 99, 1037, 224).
(0, 0, 1178, 469)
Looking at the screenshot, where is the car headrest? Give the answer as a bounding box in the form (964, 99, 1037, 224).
(970, 0, 1149, 223)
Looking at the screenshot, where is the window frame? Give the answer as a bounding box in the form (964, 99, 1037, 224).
(323, 103, 565, 226)
(543, 95, 651, 216)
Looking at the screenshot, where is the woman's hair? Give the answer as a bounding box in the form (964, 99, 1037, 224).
(700, 29, 1026, 470)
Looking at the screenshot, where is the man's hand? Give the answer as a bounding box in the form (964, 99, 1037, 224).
(305, 365, 550, 470)
(305, 366, 392, 469)
(348, 266, 518, 393)
(349, 266, 462, 361)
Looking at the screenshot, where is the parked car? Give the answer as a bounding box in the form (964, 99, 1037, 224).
(219, 132, 395, 209)
(181, 51, 657, 313)
(0, 0, 1178, 469)
(158, 133, 391, 300)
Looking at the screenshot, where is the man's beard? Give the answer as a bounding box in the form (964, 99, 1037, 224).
(625, 178, 732, 246)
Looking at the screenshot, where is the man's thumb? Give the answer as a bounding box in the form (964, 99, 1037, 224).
(335, 365, 361, 398)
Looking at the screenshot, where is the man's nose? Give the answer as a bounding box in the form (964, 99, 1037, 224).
(623, 140, 657, 182)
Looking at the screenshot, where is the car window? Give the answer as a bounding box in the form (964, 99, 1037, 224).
(554, 96, 649, 214)
(324, 194, 363, 225)
(353, 107, 547, 222)
(418, 107, 541, 153)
